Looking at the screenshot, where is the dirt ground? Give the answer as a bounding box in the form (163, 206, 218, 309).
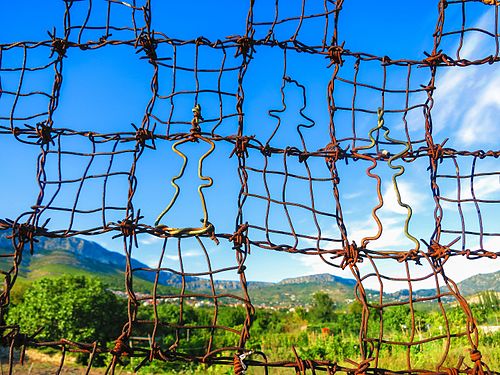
(0, 349, 132, 375)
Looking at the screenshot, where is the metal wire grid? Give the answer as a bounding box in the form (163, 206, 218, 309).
(0, 0, 498, 373)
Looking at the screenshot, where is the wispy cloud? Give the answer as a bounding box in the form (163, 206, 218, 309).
(295, 253, 349, 276)
(441, 174, 500, 211)
(348, 216, 407, 251)
(442, 255, 500, 284)
(432, 10, 500, 147)
(344, 191, 364, 200)
(456, 73, 500, 145)
(164, 250, 200, 261)
(139, 236, 163, 246)
(381, 181, 427, 214)
(261, 12, 499, 291)
(296, 182, 428, 287)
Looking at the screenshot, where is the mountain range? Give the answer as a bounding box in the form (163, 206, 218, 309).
(0, 231, 498, 307)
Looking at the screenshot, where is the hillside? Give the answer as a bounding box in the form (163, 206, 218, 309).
(0, 231, 363, 305)
(0, 231, 498, 307)
(248, 274, 360, 307)
(456, 271, 500, 295)
(0, 231, 194, 294)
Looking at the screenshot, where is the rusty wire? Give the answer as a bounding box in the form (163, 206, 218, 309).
(0, 0, 499, 374)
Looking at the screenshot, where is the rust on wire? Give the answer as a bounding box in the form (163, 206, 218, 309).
(0, 0, 499, 374)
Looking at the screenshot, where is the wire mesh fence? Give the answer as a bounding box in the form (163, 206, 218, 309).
(0, 0, 499, 373)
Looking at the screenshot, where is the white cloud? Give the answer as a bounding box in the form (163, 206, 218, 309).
(441, 256, 500, 284)
(164, 250, 200, 261)
(456, 73, 500, 145)
(284, 10, 500, 291)
(296, 181, 428, 281)
(292, 211, 499, 293)
(473, 175, 500, 198)
(344, 191, 364, 200)
(381, 181, 427, 214)
(456, 11, 496, 59)
(295, 253, 348, 276)
(138, 235, 163, 246)
(432, 9, 500, 147)
(441, 175, 499, 209)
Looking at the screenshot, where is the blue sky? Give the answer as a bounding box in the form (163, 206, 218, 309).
(0, 1, 499, 291)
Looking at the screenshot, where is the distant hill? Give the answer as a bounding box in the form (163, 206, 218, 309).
(456, 271, 500, 295)
(0, 231, 361, 306)
(0, 231, 498, 307)
(0, 231, 212, 293)
(386, 271, 500, 303)
(248, 271, 499, 307)
(248, 273, 360, 308)
(279, 273, 356, 286)
(0, 231, 249, 294)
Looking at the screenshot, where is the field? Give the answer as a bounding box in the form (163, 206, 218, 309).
(7, 285, 499, 374)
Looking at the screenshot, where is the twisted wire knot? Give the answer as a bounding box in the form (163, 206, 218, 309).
(429, 143, 445, 161)
(428, 139, 448, 162)
(230, 223, 249, 250)
(233, 351, 252, 375)
(232, 31, 256, 60)
(10, 223, 45, 243)
(114, 214, 142, 239)
(230, 136, 253, 158)
(346, 357, 373, 375)
(134, 126, 155, 148)
(25, 121, 55, 145)
(324, 142, 346, 166)
(48, 28, 68, 58)
(381, 55, 392, 65)
(233, 354, 245, 374)
(470, 349, 482, 363)
(326, 41, 345, 67)
(260, 144, 273, 157)
(340, 242, 361, 269)
(298, 151, 309, 163)
(397, 249, 422, 265)
(111, 337, 131, 356)
(136, 31, 158, 63)
(190, 104, 204, 134)
(468, 348, 487, 375)
(423, 50, 452, 66)
(8, 222, 49, 254)
(119, 220, 135, 237)
(428, 241, 450, 261)
(355, 360, 371, 375)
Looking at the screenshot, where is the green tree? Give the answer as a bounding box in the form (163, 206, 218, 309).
(7, 275, 126, 345)
(383, 305, 411, 333)
(309, 292, 336, 323)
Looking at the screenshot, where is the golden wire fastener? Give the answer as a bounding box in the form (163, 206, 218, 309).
(155, 104, 218, 243)
(379, 108, 420, 252)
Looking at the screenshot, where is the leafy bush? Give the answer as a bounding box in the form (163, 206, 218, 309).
(7, 275, 126, 345)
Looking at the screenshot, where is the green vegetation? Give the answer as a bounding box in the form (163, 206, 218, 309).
(0, 231, 497, 374)
(0, 241, 179, 298)
(5, 278, 499, 374)
(7, 275, 127, 366)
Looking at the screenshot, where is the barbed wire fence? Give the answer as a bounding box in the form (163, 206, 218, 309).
(0, 0, 499, 373)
